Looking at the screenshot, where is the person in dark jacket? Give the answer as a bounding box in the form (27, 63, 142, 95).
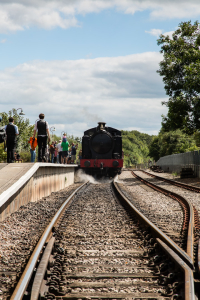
(5, 117, 19, 163)
(33, 113, 51, 162)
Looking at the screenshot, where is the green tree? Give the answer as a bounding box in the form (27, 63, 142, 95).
(149, 129, 198, 160)
(159, 130, 198, 157)
(148, 137, 160, 161)
(157, 21, 200, 133)
(121, 130, 153, 166)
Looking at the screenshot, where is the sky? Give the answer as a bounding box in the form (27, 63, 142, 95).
(0, 0, 200, 138)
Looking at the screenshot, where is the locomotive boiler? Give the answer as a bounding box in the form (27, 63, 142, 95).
(80, 122, 123, 177)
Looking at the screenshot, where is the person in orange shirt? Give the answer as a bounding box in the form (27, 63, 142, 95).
(28, 137, 37, 162)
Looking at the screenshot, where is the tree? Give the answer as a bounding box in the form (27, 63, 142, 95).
(148, 137, 160, 161)
(0, 109, 34, 153)
(121, 130, 153, 166)
(157, 21, 200, 133)
(149, 129, 198, 161)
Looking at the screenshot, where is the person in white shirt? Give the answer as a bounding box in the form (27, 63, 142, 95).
(57, 140, 62, 164)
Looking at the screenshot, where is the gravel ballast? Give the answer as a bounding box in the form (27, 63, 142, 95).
(118, 171, 184, 247)
(0, 183, 81, 300)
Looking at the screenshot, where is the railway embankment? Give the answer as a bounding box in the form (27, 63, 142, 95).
(0, 163, 77, 222)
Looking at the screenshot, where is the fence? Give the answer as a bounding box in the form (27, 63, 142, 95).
(156, 150, 200, 177)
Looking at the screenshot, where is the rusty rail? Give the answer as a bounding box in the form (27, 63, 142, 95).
(131, 171, 195, 266)
(10, 181, 88, 300)
(157, 238, 195, 300)
(114, 175, 194, 269)
(114, 176, 195, 299)
(142, 169, 200, 193)
(139, 170, 200, 274)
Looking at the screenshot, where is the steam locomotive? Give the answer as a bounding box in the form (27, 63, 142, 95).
(80, 122, 123, 177)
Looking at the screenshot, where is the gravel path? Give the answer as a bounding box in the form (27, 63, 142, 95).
(118, 171, 184, 247)
(0, 183, 82, 300)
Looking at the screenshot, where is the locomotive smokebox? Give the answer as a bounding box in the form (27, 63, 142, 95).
(98, 122, 106, 131)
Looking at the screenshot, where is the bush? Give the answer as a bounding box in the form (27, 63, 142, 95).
(19, 151, 31, 162)
(0, 143, 6, 162)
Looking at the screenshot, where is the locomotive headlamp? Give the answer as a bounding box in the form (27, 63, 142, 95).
(113, 161, 119, 167)
(84, 161, 91, 167)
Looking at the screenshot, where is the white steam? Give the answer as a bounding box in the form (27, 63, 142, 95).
(75, 169, 113, 184)
(75, 169, 99, 184)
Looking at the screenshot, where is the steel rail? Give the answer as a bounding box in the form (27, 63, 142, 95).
(10, 181, 88, 300)
(157, 238, 195, 300)
(131, 171, 195, 266)
(113, 176, 194, 269)
(141, 169, 200, 193)
(31, 237, 55, 300)
(140, 170, 200, 276)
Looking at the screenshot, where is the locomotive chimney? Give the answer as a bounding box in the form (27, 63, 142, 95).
(98, 122, 106, 131)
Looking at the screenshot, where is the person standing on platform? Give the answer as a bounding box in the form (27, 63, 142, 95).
(54, 146, 58, 163)
(50, 141, 55, 163)
(5, 117, 19, 163)
(28, 136, 37, 162)
(61, 138, 69, 164)
(71, 143, 77, 164)
(57, 140, 62, 164)
(33, 113, 50, 162)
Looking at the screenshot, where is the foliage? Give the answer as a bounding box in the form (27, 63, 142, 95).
(157, 21, 200, 133)
(149, 129, 198, 161)
(122, 130, 154, 167)
(148, 137, 160, 162)
(20, 151, 31, 162)
(0, 143, 7, 162)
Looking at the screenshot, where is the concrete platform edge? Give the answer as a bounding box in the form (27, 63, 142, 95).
(0, 163, 78, 222)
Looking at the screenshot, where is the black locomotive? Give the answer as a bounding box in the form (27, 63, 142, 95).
(80, 122, 123, 177)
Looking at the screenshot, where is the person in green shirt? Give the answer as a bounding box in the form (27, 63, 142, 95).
(61, 139, 70, 164)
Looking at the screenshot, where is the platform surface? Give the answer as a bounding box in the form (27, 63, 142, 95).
(0, 163, 34, 196)
(0, 163, 78, 196)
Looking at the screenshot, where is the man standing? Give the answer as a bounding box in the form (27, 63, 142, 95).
(33, 113, 50, 162)
(5, 117, 19, 163)
(71, 143, 77, 164)
(61, 138, 69, 164)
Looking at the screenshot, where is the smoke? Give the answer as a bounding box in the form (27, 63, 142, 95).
(114, 174, 124, 184)
(75, 169, 99, 184)
(75, 169, 113, 184)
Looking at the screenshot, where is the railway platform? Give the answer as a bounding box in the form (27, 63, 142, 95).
(0, 162, 78, 222)
(0, 163, 33, 195)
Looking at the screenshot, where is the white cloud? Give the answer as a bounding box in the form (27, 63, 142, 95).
(163, 31, 174, 39)
(146, 29, 174, 39)
(145, 29, 163, 37)
(0, 52, 168, 137)
(0, 38, 6, 43)
(0, 0, 199, 33)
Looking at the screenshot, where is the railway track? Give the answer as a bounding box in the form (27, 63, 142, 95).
(132, 170, 200, 275)
(9, 177, 196, 299)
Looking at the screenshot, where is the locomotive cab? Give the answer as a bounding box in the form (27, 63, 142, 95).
(81, 122, 123, 177)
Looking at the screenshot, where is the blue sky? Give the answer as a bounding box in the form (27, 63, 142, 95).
(1, 9, 197, 68)
(0, 0, 200, 137)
